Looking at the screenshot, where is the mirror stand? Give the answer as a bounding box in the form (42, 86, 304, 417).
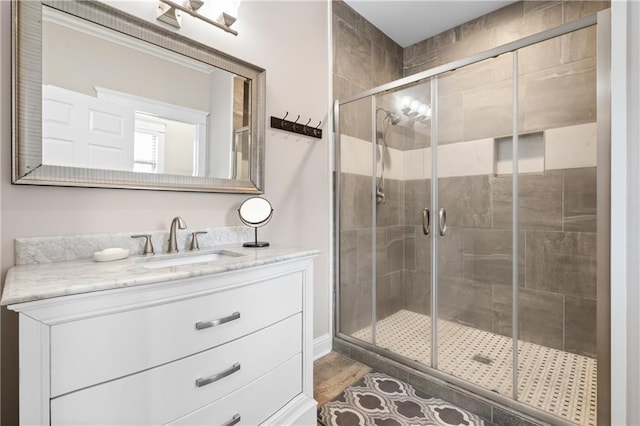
(244, 227, 269, 248)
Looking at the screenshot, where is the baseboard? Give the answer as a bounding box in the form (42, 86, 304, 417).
(313, 333, 332, 360)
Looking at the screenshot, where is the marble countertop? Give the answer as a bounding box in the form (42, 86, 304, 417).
(1, 245, 319, 306)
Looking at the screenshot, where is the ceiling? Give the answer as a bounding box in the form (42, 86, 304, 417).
(343, 1, 518, 47)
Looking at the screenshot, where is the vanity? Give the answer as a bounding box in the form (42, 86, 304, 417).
(2, 243, 318, 425)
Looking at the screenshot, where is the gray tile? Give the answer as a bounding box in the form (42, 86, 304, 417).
(461, 15, 487, 40)
(403, 39, 437, 71)
(565, 296, 597, 357)
(402, 270, 431, 316)
(377, 178, 402, 227)
(438, 54, 499, 96)
(485, 2, 524, 29)
(372, 44, 403, 88)
(339, 91, 373, 140)
(563, 1, 610, 23)
(492, 171, 563, 231)
(332, 0, 364, 34)
(377, 271, 403, 320)
(403, 179, 430, 227)
(562, 25, 597, 65)
(439, 175, 492, 228)
(491, 3, 562, 47)
(334, 19, 372, 88)
(437, 92, 464, 144)
(340, 173, 372, 230)
(494, 287, 564, 350)
(439, 277, 493, 332)
(523, 1, 561, 16)
(525, 231, 597, 298)
(376, 227, 387, 276)
(492, 407, 542, 426)
(365, 20, 403, 61)
(357, 229, 373, 290)
(462, 228, 525, 287)
(339, 230, 358, 285)
(438, 227, 464, 281)
(462, 79, 513, 142)
(518, 34, 562, 75)
(438, 28, 492, 65)
(339, 280, 372, 336)
(564, 167, 597, 233)
(386, 225, 404, 273)
(404, 229, 416, 271)
(520, 58, 596, 132)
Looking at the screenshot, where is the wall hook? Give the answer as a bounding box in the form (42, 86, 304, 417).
(269, 113, 322, 139)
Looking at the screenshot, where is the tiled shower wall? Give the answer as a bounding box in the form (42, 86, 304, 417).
(335, 1, 607, 358)
(402, 168, 597, 358)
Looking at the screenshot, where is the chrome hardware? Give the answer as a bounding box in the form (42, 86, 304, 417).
(131, 234, 155, 255)
(222, 414, 241, 426)
(439, 208, 447, 236)
(422, 208, 431, 236)
(189, 231, 207, 251)
(168, 216, 187, 253)
(195, 311, 241, 330)
(195, 362, 240, 387)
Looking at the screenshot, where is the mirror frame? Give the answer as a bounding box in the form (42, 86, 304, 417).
(12, 0, 266, 193)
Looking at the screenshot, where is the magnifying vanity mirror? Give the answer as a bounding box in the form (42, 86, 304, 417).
(238, 197, 273, 247)
(12, 0, 266, 193)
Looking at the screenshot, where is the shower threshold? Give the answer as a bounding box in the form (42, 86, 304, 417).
(351, 309, 597, 426)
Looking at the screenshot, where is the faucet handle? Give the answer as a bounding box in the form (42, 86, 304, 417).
(131, 234, 155, 255)
(189, 231, 208, 251)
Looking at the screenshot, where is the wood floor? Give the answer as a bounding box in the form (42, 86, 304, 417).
(313, 351, 371, 407)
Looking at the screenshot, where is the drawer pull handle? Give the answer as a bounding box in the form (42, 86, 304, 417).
(222, 413, 241, 426)
(195, 311, 241, 330)
(195, 362, 241, 388)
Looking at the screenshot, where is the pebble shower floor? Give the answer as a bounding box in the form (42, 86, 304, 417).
(352, 310, 597, 426)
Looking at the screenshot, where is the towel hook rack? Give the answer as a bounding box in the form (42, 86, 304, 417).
(270, 112, 322, 139)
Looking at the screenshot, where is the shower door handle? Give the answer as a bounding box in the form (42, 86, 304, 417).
(439, 208, 447, 236)
(422, 208, 430, 235)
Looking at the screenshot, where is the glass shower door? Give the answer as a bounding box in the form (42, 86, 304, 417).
(337, 96, 375, 345)
(435, 54, 516, 398)
(373, 80, 433, 366)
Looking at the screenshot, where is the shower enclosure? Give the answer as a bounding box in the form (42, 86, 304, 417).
(335, 11, 609, 426)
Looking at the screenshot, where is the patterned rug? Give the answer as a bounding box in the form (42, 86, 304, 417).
(318, 372, 487, 426)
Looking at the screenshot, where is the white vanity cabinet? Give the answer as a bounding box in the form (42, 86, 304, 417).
(10, 257, 317, 425)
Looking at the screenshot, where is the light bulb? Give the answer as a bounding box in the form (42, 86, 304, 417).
(400, 96, 412, 114)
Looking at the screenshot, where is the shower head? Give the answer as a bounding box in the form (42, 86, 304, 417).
(387, 111, 401, 125)
(376, 108, 401, 125)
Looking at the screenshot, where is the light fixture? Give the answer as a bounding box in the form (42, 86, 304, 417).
(157, 0, 239, 35)
(398, 95, 431, 122)
(400, 96, 413, 115)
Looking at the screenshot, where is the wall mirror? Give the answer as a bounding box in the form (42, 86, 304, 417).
(12, 0, 266, 193)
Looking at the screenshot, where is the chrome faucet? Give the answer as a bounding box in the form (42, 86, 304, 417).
(168, 216, 187, 253)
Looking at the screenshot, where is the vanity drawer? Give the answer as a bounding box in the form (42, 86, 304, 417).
(50, 314, 302, 426)
(50, 271, 303, 397)
(166, 354, 302, 426)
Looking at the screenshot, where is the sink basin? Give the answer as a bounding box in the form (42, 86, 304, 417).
(138, 250, 243, 269)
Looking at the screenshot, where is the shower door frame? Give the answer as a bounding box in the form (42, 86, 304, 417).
(334, 10, 611, 426)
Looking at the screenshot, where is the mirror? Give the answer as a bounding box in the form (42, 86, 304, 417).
(238, 197, 273, 247)
(13, 0, 266, 193)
